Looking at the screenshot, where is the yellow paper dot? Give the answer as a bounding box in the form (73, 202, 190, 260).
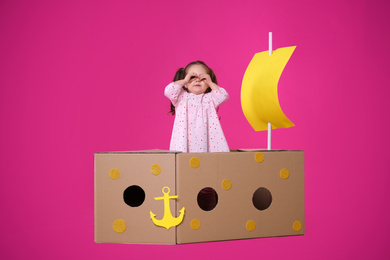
(109, 168, 120, 179)
(190, 157, 200, 168)
(113, 219, 126, 233)
(292, 220, 302, 231)
(280, 168, 290, 179)
(150, 164, 161, 176)
(254, 152, 264, 163)
(190, 219, 201, 230)
(246, 220, 256, 231)
(222, 179, 232, 190)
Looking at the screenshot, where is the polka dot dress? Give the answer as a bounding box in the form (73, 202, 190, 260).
(165, 82, 230, 153)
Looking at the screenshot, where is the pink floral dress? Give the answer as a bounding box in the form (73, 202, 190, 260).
(165, 82, 230, 153)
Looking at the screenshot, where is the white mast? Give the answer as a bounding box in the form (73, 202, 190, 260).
(268, 32, 272, 150)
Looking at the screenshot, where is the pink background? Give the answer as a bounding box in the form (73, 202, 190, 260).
(1, 0, 389, 259)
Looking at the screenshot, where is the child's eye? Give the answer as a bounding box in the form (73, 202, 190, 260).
(190, 76, 196, 80)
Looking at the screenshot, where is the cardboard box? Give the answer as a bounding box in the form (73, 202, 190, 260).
(94, 150, 304, 244)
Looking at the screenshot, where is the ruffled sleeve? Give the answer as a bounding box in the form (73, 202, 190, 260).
(164, 82, 185, 107)
(210, 87, 229, 108)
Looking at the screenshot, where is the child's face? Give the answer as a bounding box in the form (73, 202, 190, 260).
(185, 64, 209, 95)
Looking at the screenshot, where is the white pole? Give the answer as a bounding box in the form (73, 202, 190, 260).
(267, 32, 272, 150)
(269, 32, 272, 56)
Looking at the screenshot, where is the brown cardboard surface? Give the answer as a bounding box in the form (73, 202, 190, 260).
(176, 151, 304, 244)
(94, 150, 304, 244)
(94, 153, 177, 244)
(95, 149, 175, 154)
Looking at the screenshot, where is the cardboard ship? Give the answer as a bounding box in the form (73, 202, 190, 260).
(94, 149, 304, 244)
(95, 38, 303, 244)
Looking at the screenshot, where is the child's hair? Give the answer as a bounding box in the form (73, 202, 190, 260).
(169, 61, 218, 115)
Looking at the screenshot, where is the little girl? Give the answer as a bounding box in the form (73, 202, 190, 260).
(164, 61, 230, 153)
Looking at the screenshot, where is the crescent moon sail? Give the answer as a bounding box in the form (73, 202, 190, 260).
(241, 46, 296, 131)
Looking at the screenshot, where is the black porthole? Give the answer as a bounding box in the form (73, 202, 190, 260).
(123, 185, 145, 207)
(197, 187, 218, 211)
(252, 187, 272, 211)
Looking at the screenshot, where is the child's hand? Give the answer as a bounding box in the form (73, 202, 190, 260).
(185, 72, 198, 85)
(199, 74, 212, 85)
(199, 74, 220, 90)
(175, 72, 197, 86)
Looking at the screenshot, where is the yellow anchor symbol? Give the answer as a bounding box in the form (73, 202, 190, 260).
(150, 186, 185, 230)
